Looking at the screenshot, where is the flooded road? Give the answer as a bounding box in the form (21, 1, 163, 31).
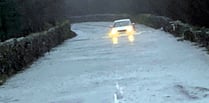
(1, 22, 209, 103)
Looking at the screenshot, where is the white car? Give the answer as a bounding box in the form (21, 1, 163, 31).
(109, 19, 136, 38)
(108, 19, 136, 44)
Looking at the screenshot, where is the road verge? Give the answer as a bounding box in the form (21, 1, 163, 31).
(0, 20, 76, 85)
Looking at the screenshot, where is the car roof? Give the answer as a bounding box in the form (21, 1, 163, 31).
(114, 19, 131, 23)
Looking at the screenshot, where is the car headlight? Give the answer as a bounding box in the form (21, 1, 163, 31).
(127, 26, 133, 32)
(111, 29, 117, 34)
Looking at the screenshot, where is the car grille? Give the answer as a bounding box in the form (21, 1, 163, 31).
(118, 30, 126, 32)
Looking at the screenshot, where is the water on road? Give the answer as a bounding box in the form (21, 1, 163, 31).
(1, 22, 209, 103)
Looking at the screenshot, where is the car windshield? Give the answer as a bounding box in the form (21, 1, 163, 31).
(114, 21, 130, 27)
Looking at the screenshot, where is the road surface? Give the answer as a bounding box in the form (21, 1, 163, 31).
(1, 22, 209, 103)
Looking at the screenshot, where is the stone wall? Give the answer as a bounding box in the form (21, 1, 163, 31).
(69, 14, 130, 23)
(132, 14, 172, 29)
(0, 21, 76, 85)
(133, 14, 209, 52)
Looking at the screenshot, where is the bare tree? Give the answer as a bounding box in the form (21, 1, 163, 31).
(17, 0, 67, 34)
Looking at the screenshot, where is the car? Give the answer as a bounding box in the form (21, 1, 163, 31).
(108, 19, 136, 44)
(109, 19, 135, 37)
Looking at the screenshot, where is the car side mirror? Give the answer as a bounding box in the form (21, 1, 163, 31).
(132, 23, 135, 25)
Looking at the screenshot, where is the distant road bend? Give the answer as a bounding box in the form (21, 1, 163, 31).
(1, 22, 209, 103)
